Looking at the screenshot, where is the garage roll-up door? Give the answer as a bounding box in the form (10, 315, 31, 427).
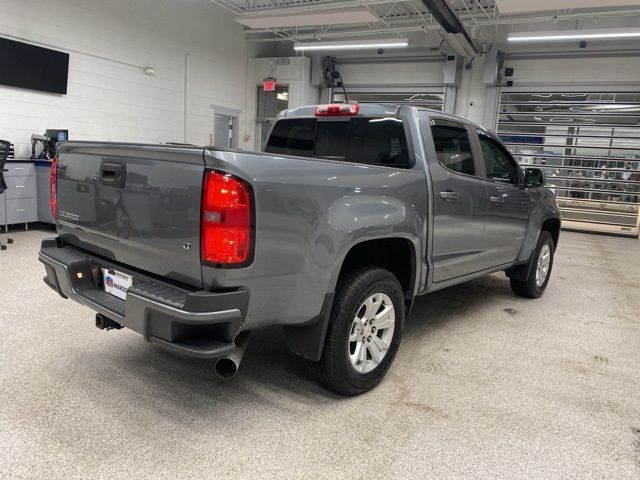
(330, 56, 446, 111)
(497, 91, 640, 238)
(333, 88, 444, 110)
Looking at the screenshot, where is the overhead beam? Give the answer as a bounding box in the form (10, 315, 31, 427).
(419, 0, 479, 57)
(420, 0, 465, 33)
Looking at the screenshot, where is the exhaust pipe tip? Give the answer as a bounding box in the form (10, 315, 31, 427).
(213, 332, 251, 380)
(214, 358, 238, 380)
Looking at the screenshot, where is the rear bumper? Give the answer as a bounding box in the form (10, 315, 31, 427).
(39, 237, 249, 359)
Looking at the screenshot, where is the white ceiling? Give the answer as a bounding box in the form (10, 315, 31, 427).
(211, 0, 640, 45)
(235, 7, 379, 29)
(496, 0, 640, 14)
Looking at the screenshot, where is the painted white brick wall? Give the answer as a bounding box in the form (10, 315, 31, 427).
(0, 0, 252, 158)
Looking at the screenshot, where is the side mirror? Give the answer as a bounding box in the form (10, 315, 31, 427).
(525, 168, 545, 187)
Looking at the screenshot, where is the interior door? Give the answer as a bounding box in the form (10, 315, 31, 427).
(214, 114, 238, 149)
(422, 116, 488, 282)
(476, 131, 530, 268)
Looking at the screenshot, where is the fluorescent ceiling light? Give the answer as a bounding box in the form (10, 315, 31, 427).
(235, 7, 378, 29)
(294, 38, 409, 51)
(508, 27, 640, 42)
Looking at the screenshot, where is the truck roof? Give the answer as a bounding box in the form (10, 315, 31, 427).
(278, 102, 490, 133)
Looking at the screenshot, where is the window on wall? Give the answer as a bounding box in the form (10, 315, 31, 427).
(430, 120, 475, 175)
(256, 85, 289, 120)
(478, 134, 519, 184)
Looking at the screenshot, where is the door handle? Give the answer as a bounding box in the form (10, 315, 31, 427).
(100, 162, 126, 188)
(440, 190, 459, 201)
(490, 196, 505, 204)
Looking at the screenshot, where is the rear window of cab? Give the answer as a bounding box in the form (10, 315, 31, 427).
(265, 117, 411, 168)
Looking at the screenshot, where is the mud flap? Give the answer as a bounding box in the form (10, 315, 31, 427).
(283, 292, 335, 361)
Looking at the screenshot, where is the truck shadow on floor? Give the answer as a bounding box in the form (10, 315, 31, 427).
(64, 272, 526, 418)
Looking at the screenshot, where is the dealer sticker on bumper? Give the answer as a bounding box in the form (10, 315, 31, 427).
(102, 268, 133, 300)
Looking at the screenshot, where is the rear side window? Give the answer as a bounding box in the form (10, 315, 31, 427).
(347, 118, 408, 166)
(430, 121, 475, 176)
(265, 117, 411, 167)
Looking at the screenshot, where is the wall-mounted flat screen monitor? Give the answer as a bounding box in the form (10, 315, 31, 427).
(0, 37, 69, 94)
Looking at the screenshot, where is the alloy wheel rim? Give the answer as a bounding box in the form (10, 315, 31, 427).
(536, 243, 551, 287)
(348, 292, 395, 374)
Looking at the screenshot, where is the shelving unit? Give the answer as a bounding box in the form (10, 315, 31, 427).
(497, 91, 640, 237)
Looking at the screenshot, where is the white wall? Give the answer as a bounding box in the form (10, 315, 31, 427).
(454, 57, 488, 123)
(335, 58, 445, 87)
(0, 0, 253, 157)
(249, 56, 320, 149)
(252, 57, 319, 112)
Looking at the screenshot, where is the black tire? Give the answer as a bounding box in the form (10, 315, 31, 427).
(510, 230, 555, 299)
(312, 267, 404, 396)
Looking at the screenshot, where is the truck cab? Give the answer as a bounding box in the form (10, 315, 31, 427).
(264, 103, 560, 292)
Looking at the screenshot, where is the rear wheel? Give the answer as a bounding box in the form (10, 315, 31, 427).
(510, 230, 554, 298)
(312, 267, 404, 396)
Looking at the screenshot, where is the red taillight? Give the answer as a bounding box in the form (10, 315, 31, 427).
(201, 171, 252, 266)
(50, 155, 58, 219)
(315, 102, 359, 116)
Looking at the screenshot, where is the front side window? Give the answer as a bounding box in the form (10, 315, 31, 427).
(430, 120, 475, 176)
(479, 135, 519, 184)
(265, 117, 410, 167)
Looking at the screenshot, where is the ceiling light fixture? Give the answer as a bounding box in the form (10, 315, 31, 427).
(293, 38, 408, 52)
(508, 27, 640, 43)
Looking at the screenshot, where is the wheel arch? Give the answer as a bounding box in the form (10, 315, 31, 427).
(541, 217, 561, 249)
(333, 236, 419, 309)
(507, 217, 559, 282)
(283, 235, 419, 362)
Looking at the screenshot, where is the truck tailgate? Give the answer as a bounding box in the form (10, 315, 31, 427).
(55, 142, 205, 288)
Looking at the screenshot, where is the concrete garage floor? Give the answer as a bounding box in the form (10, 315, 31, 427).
(1, 227, 639, 480)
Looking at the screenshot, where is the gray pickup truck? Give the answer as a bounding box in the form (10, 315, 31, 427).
(39, 103, 560, 395)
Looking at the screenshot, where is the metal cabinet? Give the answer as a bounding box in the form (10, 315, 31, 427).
(4, 163, 35, 177)
(2, 161, 38, 228)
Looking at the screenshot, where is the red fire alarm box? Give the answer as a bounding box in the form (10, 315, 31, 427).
(263, 79, 276, 92)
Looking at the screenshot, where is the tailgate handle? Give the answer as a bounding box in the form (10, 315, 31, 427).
(100, 162, 126, 187)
